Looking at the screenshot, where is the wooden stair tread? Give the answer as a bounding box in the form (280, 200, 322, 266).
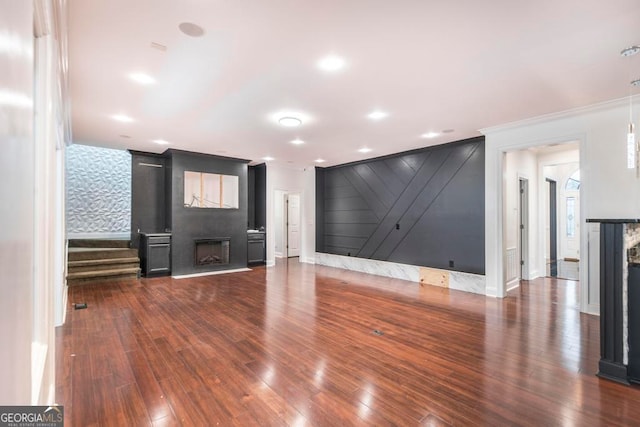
(68, 257, 140, 267)
(67, 267, 141, 279)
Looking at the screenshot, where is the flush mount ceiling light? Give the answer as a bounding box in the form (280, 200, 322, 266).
(318, 55, 345, 71)
(111, 114, 134, 123)
(314, 158, 326, 163)
(368, 110, 388, 120)
(279, 117, 302, 127)
(152, 139, 170, 145)
(358, 147, 372, 153)
(290, 139, 305, 145)
(129, 73, 156, 85)
(179, 22, 205, 37)
(421, 131, 440, 139)
(263, 156, 275, 161)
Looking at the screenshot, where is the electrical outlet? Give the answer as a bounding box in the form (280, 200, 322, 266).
(449, 260, 454, 268)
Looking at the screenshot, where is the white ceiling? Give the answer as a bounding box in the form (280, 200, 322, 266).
(68, 0, 640, 168)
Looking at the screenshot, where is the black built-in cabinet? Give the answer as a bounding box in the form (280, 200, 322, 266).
(247, 231, 266, 265)
(140, 233, 171, 277)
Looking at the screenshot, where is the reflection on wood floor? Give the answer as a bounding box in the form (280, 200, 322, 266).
(56, 259, 640, 426)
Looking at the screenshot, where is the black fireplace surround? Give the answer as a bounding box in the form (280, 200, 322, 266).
(194, 238, 230, 266)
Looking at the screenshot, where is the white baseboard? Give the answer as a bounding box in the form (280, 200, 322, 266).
(506, 278, 520, 292)
(300, 256, 315, 264)
(67, 232, 130, 240)
(586, 303, 600, 316)
(172, 268, 251, 279)
(275, 252, 283, 258)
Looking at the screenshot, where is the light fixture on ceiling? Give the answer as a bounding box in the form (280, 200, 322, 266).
(152, 139, 170, 145)
(421, 131, 440, 139)
(314, 158, 326, 163)
(291, 139, 305, 145)
(358, 147, 372, 153)
(368, 110, 388, 120)
(278, 117, 302, 127)
(179, 22, 205, 38)
(442, 129, 455, 134)
(318, 55, 345, 72)
(111, 114, 134, 123)
(263, 156, 275, 161)
(129, 73, 156, 85)
(621, 45, 640, 173)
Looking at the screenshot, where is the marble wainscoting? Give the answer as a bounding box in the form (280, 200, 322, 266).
(314, 253, 486, 295)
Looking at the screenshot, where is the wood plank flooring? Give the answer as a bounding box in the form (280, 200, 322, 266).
(56, 259, 640, 426)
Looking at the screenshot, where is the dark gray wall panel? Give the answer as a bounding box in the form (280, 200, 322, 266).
(254, 163, 266, 229)
(317, 137, 485, 274)
(130, 151, 166, 249)
(166, 150, 249, 275)
(315, 167, 325, 252)
(325, 196, 372, 212)
(324, 210, 379, 224)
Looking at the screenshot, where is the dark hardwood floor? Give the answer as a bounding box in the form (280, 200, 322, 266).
(56, 259, 640, 426)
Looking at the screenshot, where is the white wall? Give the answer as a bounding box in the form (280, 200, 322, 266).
(484, 98, 640, 314)
(0, 1, 36, 405)
(301, 167, 316, 264)
(504, 150, 539, 282)
(0, 0, 68, 405)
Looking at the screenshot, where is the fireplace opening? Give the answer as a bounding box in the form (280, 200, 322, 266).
(194, 238, 230, 266)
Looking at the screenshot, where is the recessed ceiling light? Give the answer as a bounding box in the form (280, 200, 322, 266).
(358, 147, 372, 153)
(112, 114, 134, 123)
(314, 158, 326, 163)
(621, 45, 640, 57)
(178, 22, 205, 38)
(263, 156, 275, 161)
(152, 139, 170, 145)
(318, 55, 345, 71)
(421, 132, 440, 139)
(368, 111, 388, 120)
(291, 139, 305, 145)
(129, 73, 156, 85)
(279, 117, 302, 127)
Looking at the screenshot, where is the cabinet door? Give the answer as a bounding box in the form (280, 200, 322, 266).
(247, 239, 265, 264)
(148, 243, 171, 273)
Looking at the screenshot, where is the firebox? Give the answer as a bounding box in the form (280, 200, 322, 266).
(194, 238, 230, 266)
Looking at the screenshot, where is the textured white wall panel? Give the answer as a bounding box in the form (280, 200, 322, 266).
(66, 144, 131, 234)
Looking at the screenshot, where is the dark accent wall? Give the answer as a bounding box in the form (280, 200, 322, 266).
(248, 166, 256, 229)
(130, 151, 166, 249)
(254, 163, 266, 229)
(316, 137, 485, 274)
(165, 150, 249, 275)
(246, 163, 266, 229)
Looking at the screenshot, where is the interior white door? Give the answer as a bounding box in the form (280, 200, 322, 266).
(564, 189, 580, 259)
(287, 193, 300, 257)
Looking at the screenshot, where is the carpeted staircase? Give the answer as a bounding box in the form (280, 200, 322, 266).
(67, 239, 140, 286)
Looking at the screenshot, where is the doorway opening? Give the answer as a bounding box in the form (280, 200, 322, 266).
(503, 142, 581, 294)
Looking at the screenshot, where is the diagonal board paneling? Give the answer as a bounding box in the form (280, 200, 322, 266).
(317, 137, 485, 274)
